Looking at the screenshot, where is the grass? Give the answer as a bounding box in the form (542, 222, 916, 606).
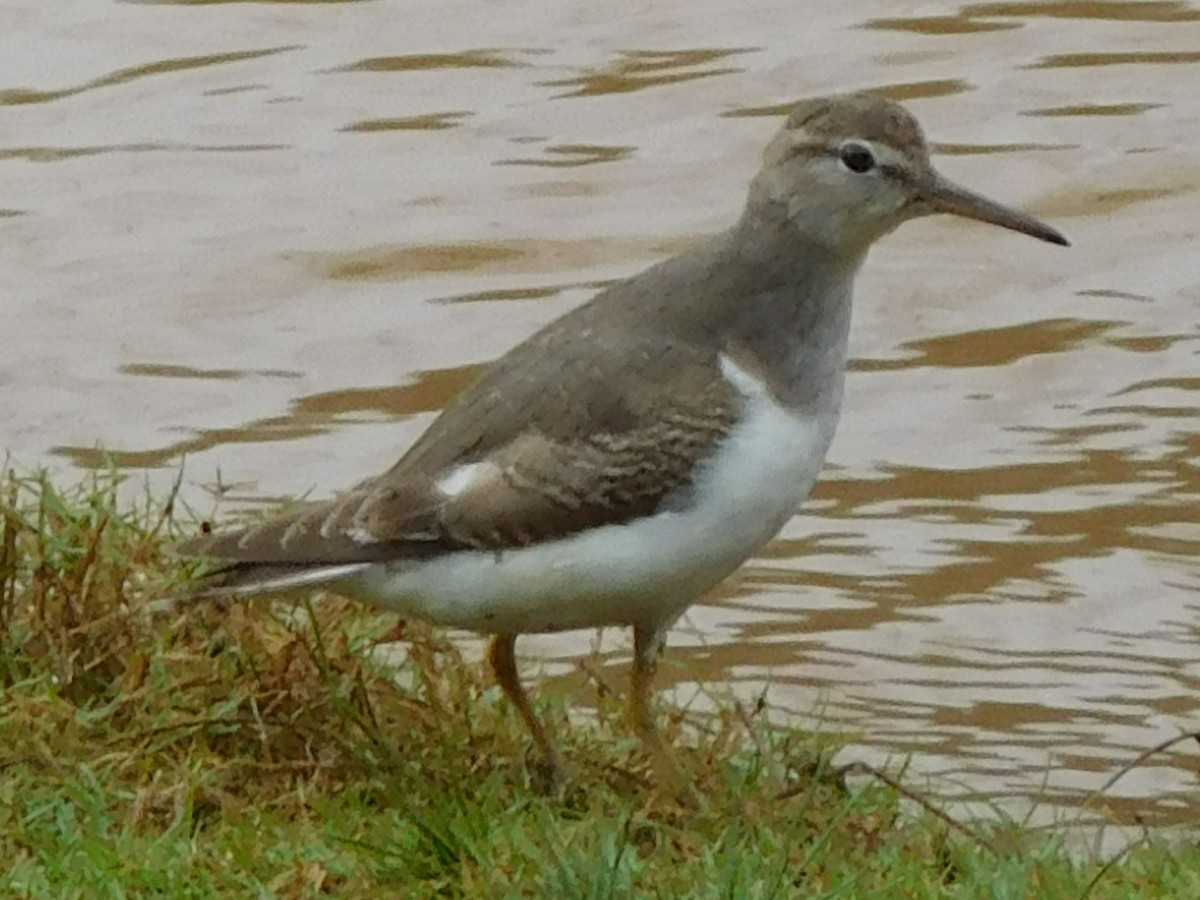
(0, 466, 1198, 897)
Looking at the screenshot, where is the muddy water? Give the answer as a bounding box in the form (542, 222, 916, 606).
(4, 0, 1200, 830)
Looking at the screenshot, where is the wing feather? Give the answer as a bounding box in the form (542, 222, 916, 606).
(181, 361, 738, 574)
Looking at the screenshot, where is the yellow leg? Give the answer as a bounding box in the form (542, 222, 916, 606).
(631, 626, 682, 788)
(488, 634, 562, 782)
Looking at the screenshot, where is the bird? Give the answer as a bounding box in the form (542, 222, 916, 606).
(180, 92, 1068, 784)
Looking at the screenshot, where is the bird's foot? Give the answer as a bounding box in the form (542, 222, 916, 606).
(529, 751, 569, 795)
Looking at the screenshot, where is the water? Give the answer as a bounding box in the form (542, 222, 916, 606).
(3, 0, 1200, 832)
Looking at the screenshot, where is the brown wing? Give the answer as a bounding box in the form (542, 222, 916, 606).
(180, 351, 739, 568)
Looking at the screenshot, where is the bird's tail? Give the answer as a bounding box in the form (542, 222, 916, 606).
(153, 562, 372, 613)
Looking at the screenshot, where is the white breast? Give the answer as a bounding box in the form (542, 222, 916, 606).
(347, 353, 839, 634)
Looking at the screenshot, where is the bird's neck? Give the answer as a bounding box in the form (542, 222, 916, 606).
(733, 190, 873, 270)
(670, 207, 866, 414)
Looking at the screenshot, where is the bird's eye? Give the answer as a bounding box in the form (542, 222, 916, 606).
(838, 142, 876, 174)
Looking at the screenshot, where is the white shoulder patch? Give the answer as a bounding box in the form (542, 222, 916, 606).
(718, 352, 769, 399)
(436, 461, 497, 499)
(346, 523, 382, 545)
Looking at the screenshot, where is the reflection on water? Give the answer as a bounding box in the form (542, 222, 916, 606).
(851, 318, 1125, 371)
(0, 47, 296, 105)
(933, 141, 1077, 155)
(119, 363, 304, 381)
(343, 113, 473, 133)
(306, 236, 696, 282)
(864, 1, 1200, 37)
(1030, 51, 1200, 68)
(726, 79, 973, 118)
(1043, 184, 1192, 218)
(862, 16, 1021, 35)
(433, 280, 615, 305)
(137, 0, 372, 5)
(1023, 102, 1164, 117)
(963, 1, 1200, 23)
(0, 143, 287, 162)
(56, 365, 487, 471)
(542, 49, 755, 98)
(496, 144, 636, 168)
(337, 51, 528, 73)
(4, 0, 1200, 829)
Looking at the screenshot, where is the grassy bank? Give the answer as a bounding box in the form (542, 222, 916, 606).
(0, 468, 1195, 897)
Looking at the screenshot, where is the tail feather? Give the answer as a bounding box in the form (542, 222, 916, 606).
(180, 562, 372, 603)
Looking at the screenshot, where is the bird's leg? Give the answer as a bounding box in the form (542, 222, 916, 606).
(631, 625, 682, 788)
(487, 634, 563, 785)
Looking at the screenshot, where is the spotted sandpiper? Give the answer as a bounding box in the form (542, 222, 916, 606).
(182, 92, 1067, 782)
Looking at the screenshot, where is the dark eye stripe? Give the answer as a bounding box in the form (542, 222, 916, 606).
(808, 146, 911, 183)
(786, 141, 830, 159)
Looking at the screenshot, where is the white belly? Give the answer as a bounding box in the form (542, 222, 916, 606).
(346, 355, 839, 634)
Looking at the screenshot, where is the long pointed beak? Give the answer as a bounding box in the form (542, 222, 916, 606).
(920, 171, 1069, 247)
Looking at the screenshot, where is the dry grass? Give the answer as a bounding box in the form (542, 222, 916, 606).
(0, 466, 1195, 897)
